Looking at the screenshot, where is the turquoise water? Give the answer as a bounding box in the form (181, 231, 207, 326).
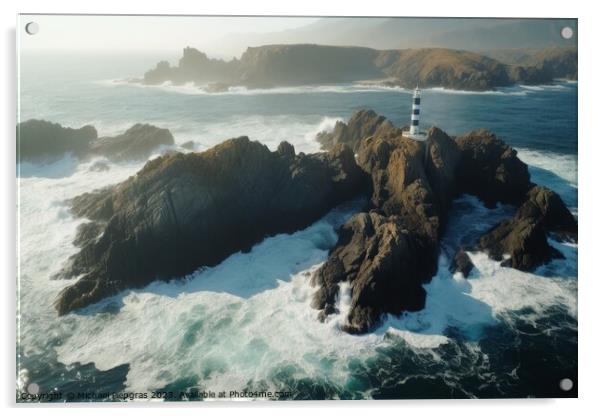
(17, 53, 577, 400)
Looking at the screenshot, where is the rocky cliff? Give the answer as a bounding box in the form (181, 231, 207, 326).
(54, 138, 368, 315)
(141, 44, 575, 91)
(484, 47, 577, 81)
(312, 110, 576, 333)
(374, 48, 514, 91)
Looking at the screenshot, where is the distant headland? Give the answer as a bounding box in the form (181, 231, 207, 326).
(136, 44, 577, 92)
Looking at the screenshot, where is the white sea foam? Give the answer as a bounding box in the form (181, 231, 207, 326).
(19, 193, 569, 396)
(102, 79, 411, 96)
(516, 147, 577, 186)
(423, 87, 528, 96)
(105, 79, 552, 98)
(158, 114, 338, 155)
(519, 84, 569, 91)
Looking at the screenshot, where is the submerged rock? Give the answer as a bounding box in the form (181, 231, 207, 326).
(54, 137, 368, 315)
(450, 249, 474, 277)
(180, 141, 197, 150)
(88, 160, 111, 172)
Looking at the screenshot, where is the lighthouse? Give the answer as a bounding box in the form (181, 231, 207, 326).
(402, 86, 427, 141)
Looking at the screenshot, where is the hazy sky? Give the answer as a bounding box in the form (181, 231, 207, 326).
(18, 14, 319, 58)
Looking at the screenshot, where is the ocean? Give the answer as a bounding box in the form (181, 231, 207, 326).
(17, 52, 578, 400)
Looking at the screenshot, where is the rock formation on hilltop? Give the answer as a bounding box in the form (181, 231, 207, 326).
(52, 110, 577, 334)
(17, 120, 174, 163)
(140, 44, 576, 92)
(54, 138, 368, 315)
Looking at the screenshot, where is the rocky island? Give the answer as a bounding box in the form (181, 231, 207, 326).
(17, 120, 174, 163)
(140, 45, 577, 92)
(53, 138, 367, 315)
(50, 110, 576, 335)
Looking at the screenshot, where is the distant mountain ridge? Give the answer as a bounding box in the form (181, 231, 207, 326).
(217, 18, 577, 56)
(141, 44, 577, 92)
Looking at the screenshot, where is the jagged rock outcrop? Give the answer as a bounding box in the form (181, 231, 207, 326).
(143, 47, 238, 85)
(316, 110, 398, 152)
(455, 129, 532, 207)
(477, 186, 577, 270)
(312, 125, 462, 332)
(17, 120, 174, 163)
(17, 119, 97, 162)
(450, 249, 474, 277)
(310, 110, 576, 333)
(89, 124, 174, 161)
(54, 137, 368, 315)
(311, 212, 427, 333)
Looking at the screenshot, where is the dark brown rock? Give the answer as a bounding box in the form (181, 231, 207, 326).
(455, 129, 532, 207)
(312, 124, 461, 333)
(450, 249, 474, 277)
(477, 186, 575, 270)
(311, 212, 427, 334)
(72, 222, 104, 248)
(310, 111, 575, 334)
(54, 137, 368, 315)
(477, 216, 562, 271)
(519, 186, 577, 241)
(316, 109, 398, 151)
(356, 126, 460, 238)
(89, 124, 174, 161)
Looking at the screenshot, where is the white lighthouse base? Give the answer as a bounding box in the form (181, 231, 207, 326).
(402, 130, 428, 141)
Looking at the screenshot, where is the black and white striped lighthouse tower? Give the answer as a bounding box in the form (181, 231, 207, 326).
(403, 86, 427, 141)
(409, 87, 421, 135)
